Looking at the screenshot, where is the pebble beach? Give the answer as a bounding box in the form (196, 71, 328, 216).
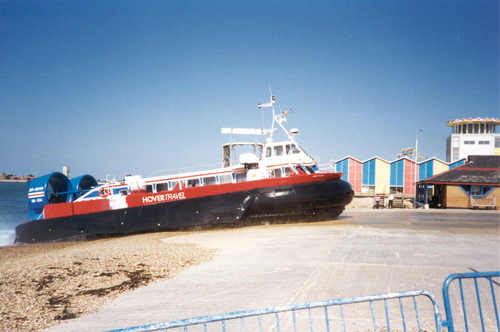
(0, 232, 215, 331)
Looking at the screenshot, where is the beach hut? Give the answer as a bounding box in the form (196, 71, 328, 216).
(448, 158, 466, 170)
(335, 156, 362, 193)
(390, 157, 418, 195)
(418, 157, 449, 181)
(361, 156, 391, 195)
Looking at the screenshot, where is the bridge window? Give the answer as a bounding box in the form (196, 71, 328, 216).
(274, 145, 284, 156)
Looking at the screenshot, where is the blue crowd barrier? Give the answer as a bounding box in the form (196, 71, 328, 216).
(442, 271, 500, 332)
(107, 271, 500, 332)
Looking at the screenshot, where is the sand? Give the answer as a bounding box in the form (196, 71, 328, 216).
(0, 232, 215, 331)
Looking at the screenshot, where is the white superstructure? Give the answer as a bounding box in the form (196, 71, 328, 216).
(446, 118, 500, 162)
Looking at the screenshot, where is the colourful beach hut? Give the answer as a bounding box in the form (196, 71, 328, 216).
(335, 156, 362, 193)
(361, 156, 391, 194)
(390, 157, 418, 195)
(418, 157, 449, 181)
(448, 158, 466, 170)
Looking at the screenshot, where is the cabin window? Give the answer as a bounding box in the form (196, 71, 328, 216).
(478, 140, 489, 145)
(204, 176, 217, 186)
(274, 145, 284, 156)
(283, 167, 292, 176)
(291, 144, 300, 154)
(235, 173, 246, 183)
(187, 179, 200, 187)
(156, 183, 168, 192)
(219, 174, 233, 184)
(271, 168, 282, 178)
(145, 185, 153, 193)
(266, 147, 272, 157)
(296, 166, 307, 175)
(464, 140, 475, 145)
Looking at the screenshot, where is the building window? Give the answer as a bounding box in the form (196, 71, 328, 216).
(464, 140, 475, 145)
(478, 140, 490, 145)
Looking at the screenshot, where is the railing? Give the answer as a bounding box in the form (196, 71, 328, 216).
(107, 272, 500, 332)
(442, 271, 500, 332)
(109, 291, 442, 332)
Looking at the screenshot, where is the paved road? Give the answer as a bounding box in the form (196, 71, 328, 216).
(48, 210, 500, 331)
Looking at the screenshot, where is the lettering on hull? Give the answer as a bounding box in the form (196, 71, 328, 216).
(142, 192, 186, 205)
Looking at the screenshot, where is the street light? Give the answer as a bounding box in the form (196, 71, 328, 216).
(414, 129, 423, 208)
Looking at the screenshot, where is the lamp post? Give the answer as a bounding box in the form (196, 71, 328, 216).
(414, 129, 423, 208)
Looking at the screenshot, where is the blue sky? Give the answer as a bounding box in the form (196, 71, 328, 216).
(1, 0, 498, 179)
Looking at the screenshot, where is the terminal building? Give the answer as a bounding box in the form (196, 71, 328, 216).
(446, 118, 500, 162)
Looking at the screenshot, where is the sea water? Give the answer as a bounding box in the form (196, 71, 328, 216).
(0, 182, 28, 246)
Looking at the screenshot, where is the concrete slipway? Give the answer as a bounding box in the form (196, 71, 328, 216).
(48, 210, 500, 332)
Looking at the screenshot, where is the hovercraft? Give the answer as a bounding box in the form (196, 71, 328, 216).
(15, 95, 353, 244)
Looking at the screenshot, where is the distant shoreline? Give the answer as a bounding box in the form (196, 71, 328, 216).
(0, 179, 29, 183)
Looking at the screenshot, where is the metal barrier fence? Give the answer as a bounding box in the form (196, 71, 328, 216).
(442, 271, 500, 332)
(109, 271, 500, 332)
(111, 290, 442, 332)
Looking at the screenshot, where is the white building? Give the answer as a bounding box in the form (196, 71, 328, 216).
(446, 118, 500, 162)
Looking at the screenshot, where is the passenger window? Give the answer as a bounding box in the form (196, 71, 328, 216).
(187, 179, 200, 187)
(266, 147, 272, 157)
(219, 174, 233, 184)
(235, 173, 246, 183)
(291, 144, 300, 154)
(286, 144, 290, 154)
(284, 167, 292, 176)
(169, 181, 179, 190)
(274, 145, 284, 156)
(156, 183, 168, 192)
(204, 176, 216, 186)
(145, 185, 153, 193)
(272, 168, 282, 178)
